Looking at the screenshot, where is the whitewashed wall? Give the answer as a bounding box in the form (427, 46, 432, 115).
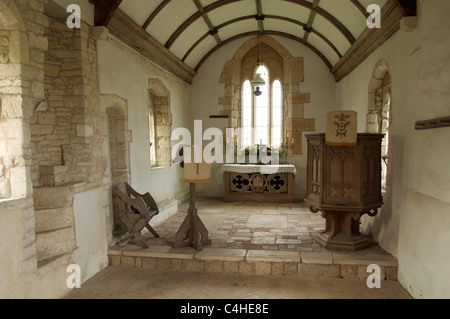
(97, 37, 190, 201)
(336, 0, 450, 299)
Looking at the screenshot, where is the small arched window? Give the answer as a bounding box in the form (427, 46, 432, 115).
(241, 65, 283, 148)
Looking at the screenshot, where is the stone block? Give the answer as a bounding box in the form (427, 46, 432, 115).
(10, 166, 27, 198)
(386, 267, 398, 281)
(1, 95, 23, 119)
(35, 227, 75, 261)
(205, 260, 224, 273)
(171, 259, 183, 270)
(255, 262, 272, 275)
(76, 123, 94, 137)
(121, 256, 136, 267)
(142, 258, 156, 269)
(156, 258, 171, 270)
(33, 185, 73, 209)
(298, 264, 341, 278)
(284, 263, 298, 276)
(39, 165, 68, 186)
(288, 104, 304, 118)
(286, 118, 315, 132)
(239, 261, 255, 275)
(183, 259, 205, 272)
(301, 251, 333, 264)
(223, 261, 239, 273)
(288, 93, 310, 104)
(246, 250, 300, 263)
(31, 124, 53, 135)
(195, 248, 247, 262)
(340, 264, 358, 279)
(271, 263, 284, 276)
(0, 176, 11, 199)
(332, 251, 398, 267)
(34, 206, 73, 233)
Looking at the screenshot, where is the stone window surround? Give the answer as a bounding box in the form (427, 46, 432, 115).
(148, 78, 172, 169)
(367, 59, 392, 194)
(218, 35, 315, 155)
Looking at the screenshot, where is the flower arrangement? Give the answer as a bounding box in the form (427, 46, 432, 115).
(238, 145, 287, 158)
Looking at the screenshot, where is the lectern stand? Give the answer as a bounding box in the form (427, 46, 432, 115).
(173, 161, 212, 250)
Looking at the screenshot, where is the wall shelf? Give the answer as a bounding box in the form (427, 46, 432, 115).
(415, 116, 450, 130)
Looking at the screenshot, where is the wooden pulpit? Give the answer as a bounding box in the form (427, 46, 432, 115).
(305, 133, 384, 251)
(173, 158, 212, 251)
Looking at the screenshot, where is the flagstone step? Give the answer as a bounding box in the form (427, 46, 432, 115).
(107, 245, 398, 281)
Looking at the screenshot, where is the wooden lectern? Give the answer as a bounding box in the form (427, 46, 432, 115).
(305, 112, 384, 250)
(173, 156, 212, 251)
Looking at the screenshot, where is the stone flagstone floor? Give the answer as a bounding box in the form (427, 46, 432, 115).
(66, 198, 410, 299)
(140, 198, 328, 252)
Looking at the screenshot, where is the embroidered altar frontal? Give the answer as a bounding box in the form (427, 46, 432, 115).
(222, 165, 296, 203)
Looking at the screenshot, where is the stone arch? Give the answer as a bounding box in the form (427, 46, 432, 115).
(360, 59, 397, 251)
(366, 59, 392, 192)
(101, 95, 131, 234)
(219, 35, 314, 155)
(0, 0, 32, 201)
(0, 0, 44, 277)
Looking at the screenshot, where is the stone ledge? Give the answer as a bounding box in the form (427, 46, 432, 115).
(195, 248, 247, 262)
(122, 245, 195, 260)
(332, 251, 398, 267)
(108, 245, 399, 281)
(246, 249, 300, 263)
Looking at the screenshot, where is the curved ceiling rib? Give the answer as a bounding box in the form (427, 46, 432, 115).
(164, 0, 242, 49)
(116, 0, 390, 81)
(283, 0, 356, 44)
(181, 15, 343, 64)
(165, 0, 357, 51)
(142, 0, 171, 30)
(194, 30, 333, 73)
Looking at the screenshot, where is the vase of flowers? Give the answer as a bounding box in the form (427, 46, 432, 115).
(237, 145, 286, 165)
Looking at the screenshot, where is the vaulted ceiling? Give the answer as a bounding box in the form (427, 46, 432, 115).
(89, 0, 416, 84)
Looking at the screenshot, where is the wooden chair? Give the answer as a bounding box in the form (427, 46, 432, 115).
(113, 183, 160, 248)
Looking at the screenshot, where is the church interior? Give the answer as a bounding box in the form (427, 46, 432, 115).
(0, 0, 449, 299)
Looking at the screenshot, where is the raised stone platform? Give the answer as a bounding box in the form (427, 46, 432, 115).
(108, 198, 398, 281)
(108, 244, 398, 281)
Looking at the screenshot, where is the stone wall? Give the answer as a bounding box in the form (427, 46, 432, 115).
(0, 0, 112, 298)
(30, 18, 106, 191)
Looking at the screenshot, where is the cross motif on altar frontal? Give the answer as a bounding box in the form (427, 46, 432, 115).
(0, 130, 16, 153)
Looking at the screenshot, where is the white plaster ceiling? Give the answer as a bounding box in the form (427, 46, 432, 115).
(119, 0, 388, 72)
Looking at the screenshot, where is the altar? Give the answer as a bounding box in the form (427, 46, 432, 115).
(222, 164, 296, 203)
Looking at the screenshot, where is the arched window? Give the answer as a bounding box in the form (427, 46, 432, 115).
(241, 65, 283, 148)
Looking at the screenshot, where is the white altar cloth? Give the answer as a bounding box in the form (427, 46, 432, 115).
(222, 164, 296, 175)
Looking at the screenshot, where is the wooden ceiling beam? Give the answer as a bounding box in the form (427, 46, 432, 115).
(256, 0, 264, 33)
(350, 0, 369, 18)
(108, 9, 196, 84)
(193, 0, 222, 46)
(393, 0, 417, 16)
(90, 0, 123, 27)
(165, 0, 249, 49)
(142, 0, 171, 30)
(332, 0, 403, 82)
(194, 30, 333, 73)
(284, 0, 355, 44)
(303, 0, 320, 43)
(182, 14, 342, 64)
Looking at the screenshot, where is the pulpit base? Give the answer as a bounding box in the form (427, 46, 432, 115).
(311, 208, 372, 251)
(316, 232, 370, 251)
